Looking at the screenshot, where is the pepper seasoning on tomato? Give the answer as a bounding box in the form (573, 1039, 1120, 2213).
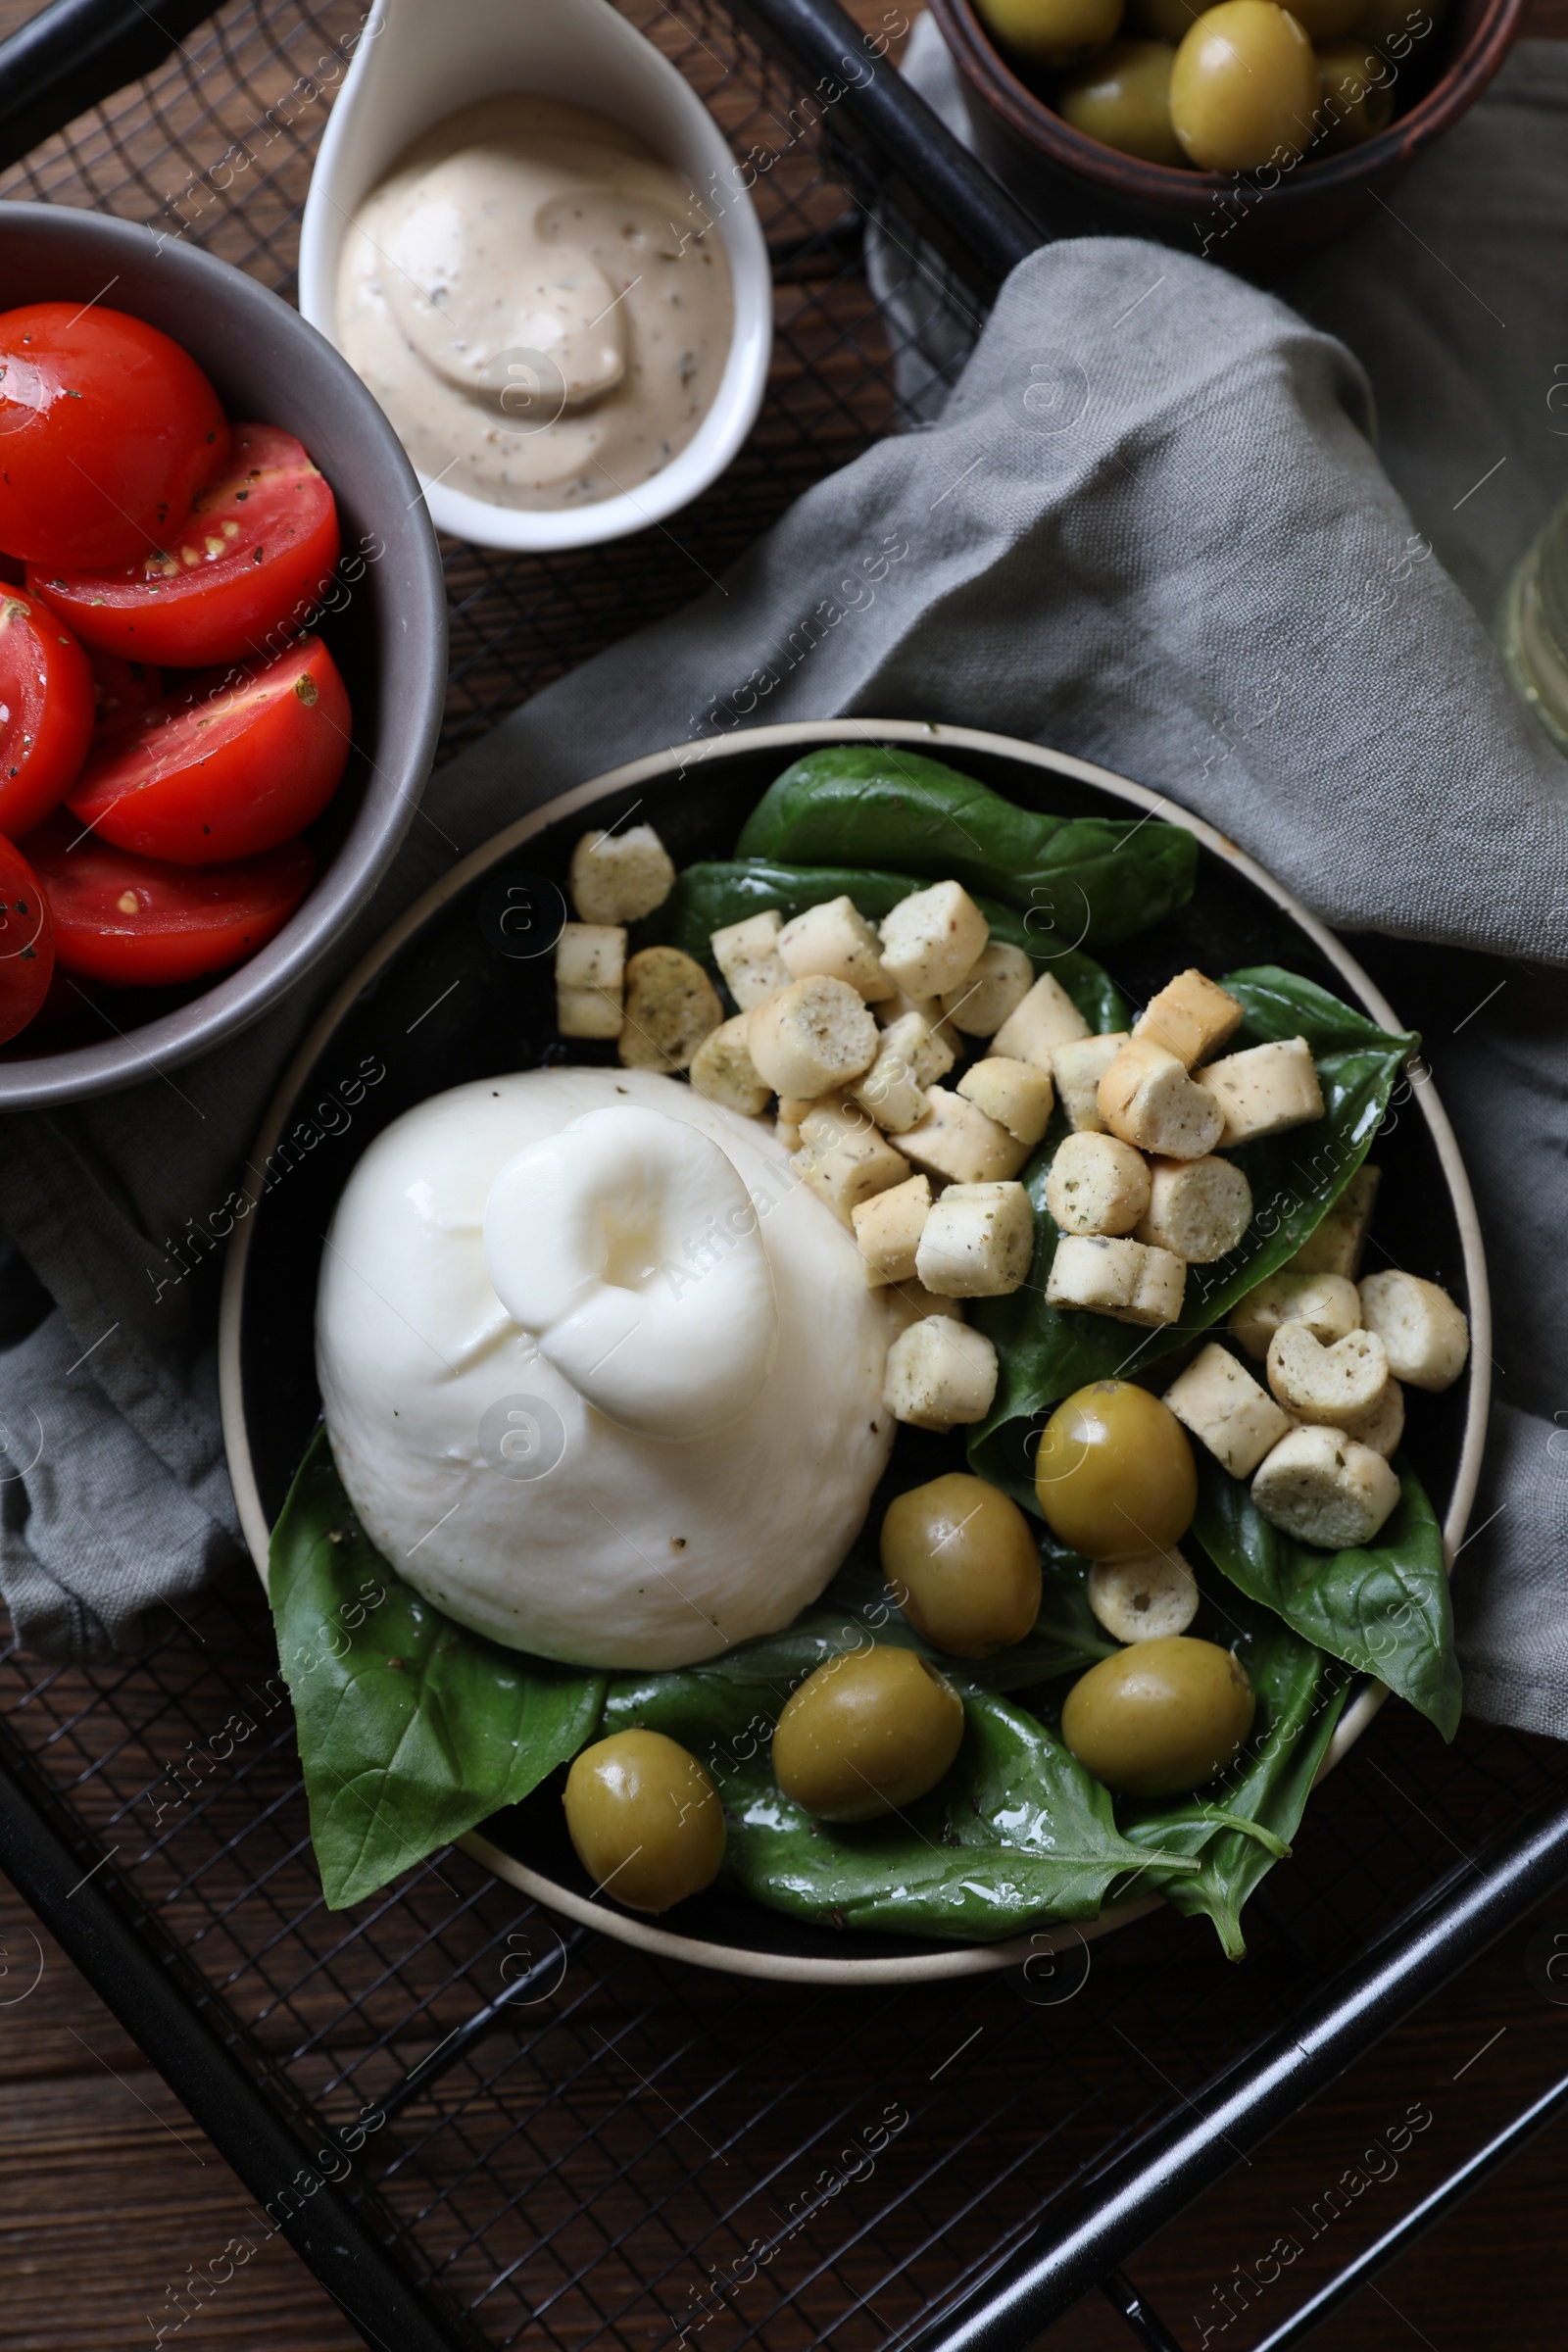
(0, 304, 228, 568)
(23, 812, 313, 988)
(0, 593, 94, 838)
(28, 424, 342, 667)
(67, 634, 351, 865)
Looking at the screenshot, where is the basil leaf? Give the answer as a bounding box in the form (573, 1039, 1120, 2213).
(1113, 1574, 1350, 1961)
(733, 745, 1198, 949)
(638, 858, 1127, 1032)
(270, 1431, 606, 1908)
(603, 1674, 1197, 1941)
(634, 1549, 1115, 1699)
(969, 967, 1417, 1508)
(1193, 1452, 1459, 1739)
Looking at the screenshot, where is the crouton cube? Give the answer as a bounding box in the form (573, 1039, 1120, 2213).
(1267, 1323, 1390, 1426)
(689, 1013, 770, 1117)
(1344, 1376, 1404, 1460)
(1357, 1270, 1470, 1393)
(711, 909, 790, 1011)
(795, 1100, 910, 1227)
(1163, 1343, 1293, 1479)
(939, 942, 1034, 1037)
(882, 1282, 965, 1343)
(1231, 1270, 1360, 1360)
(992, 973, 1092, 1067)
(956, 1056, 1054, 1147)
(852, 1173, 932, 1287)
(1250, 1426, 1400, 1549)
(878, 881, 989, 999)
(1088, 1549, 1200, 1643)
(876, 988, 961, 1062)
(1288, 1164, 1381, 1281)
(915, 1180, 1034, 1298)
(1135, 1154, 1252, 1263)
(1134, 969, 1245, 1068)
(1045, 1131, 1152, 1236)
(778, 895, 894, 1003)
(1200, 1037, 1325, 1147)
(748, 976, 878, 1099)
(850, 1024, 931, 1135)
(1052, 1033, 1130, 1131)
(1099, 1038, 1225, 1159)
(618, 947, 723, 1073)
(900, 1087, 1030, 1185)
(884, 1315, 999, 1431)
(1046, 1235, 1186, 1327)
(569, 822, 675, 925)
(879, 1008, 955, 1088)
(555, 921, 627, 1040)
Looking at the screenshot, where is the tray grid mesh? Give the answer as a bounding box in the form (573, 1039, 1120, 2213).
(0, 2, 1560, 2344)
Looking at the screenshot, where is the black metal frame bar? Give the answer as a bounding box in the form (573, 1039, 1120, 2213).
(906, 1768, 1568, 2352)
(0, 7, 1562, 2351)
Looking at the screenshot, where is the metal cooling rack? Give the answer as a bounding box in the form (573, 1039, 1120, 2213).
(1, 3, 1566, 2348)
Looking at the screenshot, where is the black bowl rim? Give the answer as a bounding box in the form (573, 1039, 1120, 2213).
(0, 201, 448, 1110)
(218, 716, 1491, 1985)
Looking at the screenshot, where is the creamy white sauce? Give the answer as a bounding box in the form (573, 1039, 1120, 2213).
(336, 94, 734, 510)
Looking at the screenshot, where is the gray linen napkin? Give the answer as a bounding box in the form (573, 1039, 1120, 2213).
(2, 46, 1566, 1739)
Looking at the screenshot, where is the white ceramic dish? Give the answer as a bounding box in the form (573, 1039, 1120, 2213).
(298, 0, 771, 554)
(219, 718, 1490, 1985)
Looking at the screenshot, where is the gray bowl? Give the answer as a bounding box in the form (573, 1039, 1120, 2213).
(0, 202, 447, 1109)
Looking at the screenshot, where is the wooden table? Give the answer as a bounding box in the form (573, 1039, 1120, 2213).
(1, 0, 1565, 2345)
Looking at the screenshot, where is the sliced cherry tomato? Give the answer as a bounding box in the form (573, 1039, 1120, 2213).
(87, 647, 164, 746)
(24, 812, 313, 987)
(0, 592, 94, 838)
(0, 303, 228, 568)
(0, 830, 55, 1041)
(66, 635, 351, 866)
(30, 424, 342, 666)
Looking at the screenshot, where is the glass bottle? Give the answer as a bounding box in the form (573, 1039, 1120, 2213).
(1499, 489, 1568, 758)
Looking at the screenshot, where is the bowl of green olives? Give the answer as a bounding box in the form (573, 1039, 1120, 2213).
(928, 0, 1524, 262)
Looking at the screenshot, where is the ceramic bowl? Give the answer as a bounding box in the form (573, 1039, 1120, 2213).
(298, 0, 773, 553)
(219, 717, 1489, 1984)
(0, 201, 446, 1110)
(927, 0, 1526, 263)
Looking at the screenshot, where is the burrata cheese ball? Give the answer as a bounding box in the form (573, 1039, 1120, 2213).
(316, 1067, 893, 1670)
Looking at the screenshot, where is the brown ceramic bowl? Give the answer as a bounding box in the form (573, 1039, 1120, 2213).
(929, 0, 1525, 262)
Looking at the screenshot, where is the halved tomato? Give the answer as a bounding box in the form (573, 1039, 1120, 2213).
(87, 647, 164, 745)
(0, 592, 94, 838)
(0, 303, 228, 567)
(0, 830, 55, 1041)
(29, 424, 341, 666)
(67, 634, 351, 865)
(24, 812, 313, 987)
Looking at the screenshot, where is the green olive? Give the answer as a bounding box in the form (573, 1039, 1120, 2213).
(1035, 1379, 1197, 1559)
(1058, 40, 1185, 164)
(773, 1645, 965, 1823)
(975, 0, 1125, 63)
(1169, 0, 1319, 170)
(881, 1472, 1043, 1657)
(1315, 36, 1394, 144)
(1126, 0, 1204, 42)
(564, 1730, 724, 1912)
(1061, 1636, 1255, 1795)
